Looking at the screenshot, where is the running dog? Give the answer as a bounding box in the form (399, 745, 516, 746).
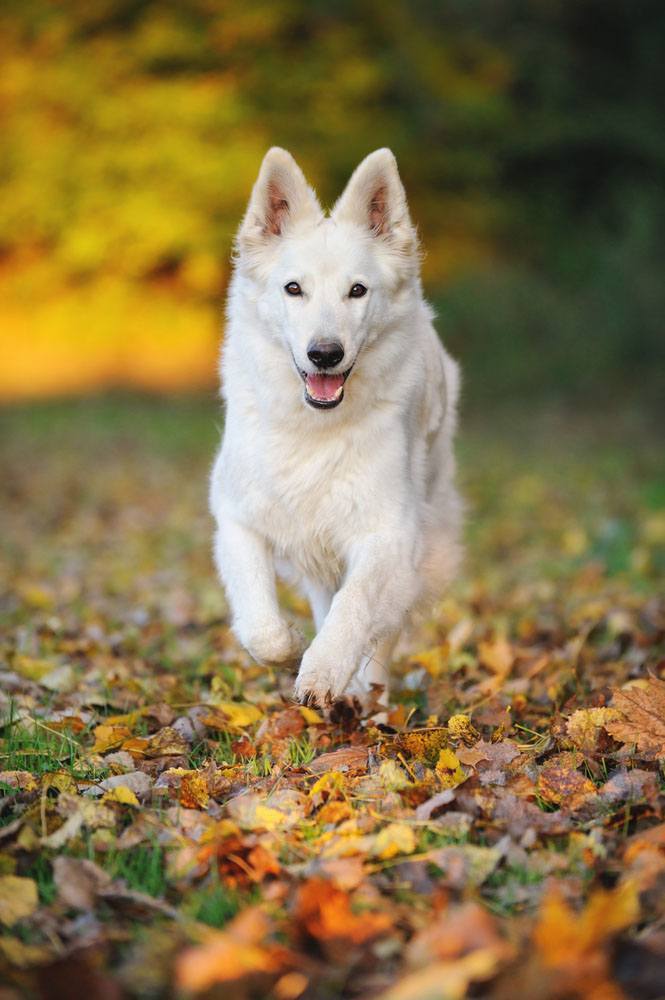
(210, 147, 463, 708)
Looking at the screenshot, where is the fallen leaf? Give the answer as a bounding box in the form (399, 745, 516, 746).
(142, 726, 190, 758)
(566, 706, 621, 753)
(436, 748, 467, 789)
(0, 875, 39, 925)
(478, 637, 514, 675)
(85, 770, 153, 800)
(429, 842, 506, 888)
(102, 784, 140, 806)
(53, 856, 111, 910)
(0, 770, 38, 794)
(91, 724, 132, 754)
(308, 747, 368, 775)
(414, 788, 456, 820)
(203, 702, 263, 730)
(179, 770, 210, 809)
(474, 740, 521, 786)
(295, 878, 392, 945)
(537, 753, 597, 809)
(175, 908, 288, 992)
(377, 952, 502, 1000)
(606, 677, 665, 757)
(389, 727, 449, 763)
(447, 714, 480, 745)
(373, 823, 417, 860)
(534, 880, 639, 968)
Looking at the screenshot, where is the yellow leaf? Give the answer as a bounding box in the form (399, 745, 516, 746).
(447, 714, 480, 745)
(254, 804, 289, 830)
(0, 935, 52, 968)
(436, 748, 467, 789)
(378, 759, 410, 791)
(309, 771, 345, 801)
(566, 707, 620, 753)
(299, 705, 324, 725)
(180, 771, 210, 809)
(411, 644, 449, 677)
(91, 724, 132, 754)
(12, 656, 54, 681)
(0, 875, 39, 926)
(204, 702, 263, 729)
(389, 727, 449, 763)
(102, 785, 140, 807)
(373, 823, 417, 860)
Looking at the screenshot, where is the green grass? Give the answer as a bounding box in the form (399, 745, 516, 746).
(286, 734, 316, 767)
(103, 843, 168, 899)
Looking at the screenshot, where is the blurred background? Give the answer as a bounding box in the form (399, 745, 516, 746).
(1, 0, 664, 406)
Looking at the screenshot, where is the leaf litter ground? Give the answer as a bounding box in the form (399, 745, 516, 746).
(0, 398, 663, 1000)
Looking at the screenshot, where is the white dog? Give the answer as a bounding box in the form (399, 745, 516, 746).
(210, 147, 462, 708)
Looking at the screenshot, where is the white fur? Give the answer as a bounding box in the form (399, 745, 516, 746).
(209, 147, 463, 706)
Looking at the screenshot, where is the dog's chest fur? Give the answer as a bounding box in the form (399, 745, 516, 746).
(219, 393, 411, 586)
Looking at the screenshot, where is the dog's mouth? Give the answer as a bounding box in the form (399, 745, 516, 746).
(298, 366, 353, 410)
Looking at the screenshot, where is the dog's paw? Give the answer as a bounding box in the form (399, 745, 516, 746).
(294, 647, 352, 705)
(236, 617, 305, 667)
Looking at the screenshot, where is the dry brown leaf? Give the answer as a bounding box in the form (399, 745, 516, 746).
(308, 747, 368, 775)
(0, 770, 38, 794)
(537, 753, 596, 809)
(606, 677, 665, 757)
(53, 856, 111, 910)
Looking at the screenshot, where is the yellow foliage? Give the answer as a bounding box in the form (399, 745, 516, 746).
(435, 748, 467, 789)
(0, 876, 39, 926)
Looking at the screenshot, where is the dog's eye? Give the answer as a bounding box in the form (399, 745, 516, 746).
(349, 283, 367, 298)
(284, 282, 303, 296)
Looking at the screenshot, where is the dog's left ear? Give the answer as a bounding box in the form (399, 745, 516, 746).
(332, 149, 417, 257)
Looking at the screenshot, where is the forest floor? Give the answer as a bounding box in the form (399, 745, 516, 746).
(0, 396, 663, 1000)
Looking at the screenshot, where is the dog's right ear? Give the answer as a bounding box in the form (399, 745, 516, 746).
(236, 148, 322, 257)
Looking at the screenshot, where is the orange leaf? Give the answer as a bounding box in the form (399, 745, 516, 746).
(295, 878, 391, 945)
(175, 909, 287, 992)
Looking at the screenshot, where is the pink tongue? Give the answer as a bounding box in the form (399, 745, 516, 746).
(306, 373, 344, 401)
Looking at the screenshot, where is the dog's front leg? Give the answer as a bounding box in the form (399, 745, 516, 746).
(214, 516, 304, 667)
(294, 533, 419, 704)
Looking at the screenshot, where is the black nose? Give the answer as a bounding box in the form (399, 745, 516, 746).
(306, 340, 345, 370)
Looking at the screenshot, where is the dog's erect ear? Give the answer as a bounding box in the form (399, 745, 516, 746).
(332, 149, 417, 255)
(237, 148, 322, 254)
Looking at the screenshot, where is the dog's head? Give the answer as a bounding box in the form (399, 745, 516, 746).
(233, 148, 420, 411)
